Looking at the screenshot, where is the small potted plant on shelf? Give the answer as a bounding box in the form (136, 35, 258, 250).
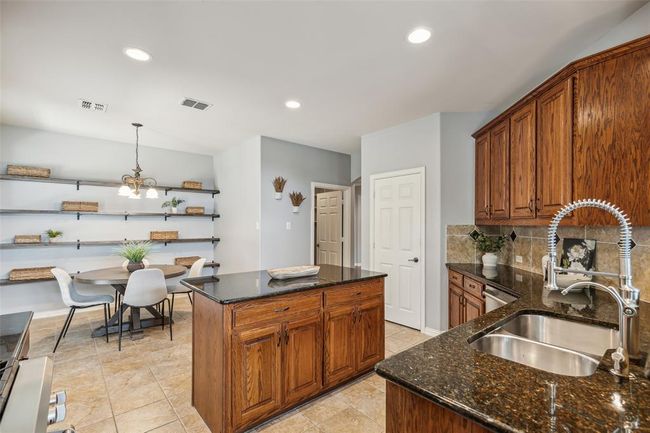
(117, 240, 152, 272)
(162, 197, 185, 214)
(289, 191, 306, 213)
(473, 232, 506, 268)
(46, 229, 63, 243)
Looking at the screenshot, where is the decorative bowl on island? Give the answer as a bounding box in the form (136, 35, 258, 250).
(267, 265, 320, 280)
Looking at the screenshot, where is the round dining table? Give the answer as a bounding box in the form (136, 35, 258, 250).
(76, 264, 186, 339)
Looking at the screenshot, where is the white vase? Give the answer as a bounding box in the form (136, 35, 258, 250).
(172, 207, 178, 214)
(274, 192, 282, 200)
(292, 206, 300, 213)
(482, 252, 498, 268)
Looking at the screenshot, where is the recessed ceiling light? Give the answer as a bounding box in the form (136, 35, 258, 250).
(123, 47, 151, 62)
(407, 27, 431, 44)
(285, 100, 301, 109)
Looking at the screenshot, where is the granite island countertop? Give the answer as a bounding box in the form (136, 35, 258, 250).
(181, 264, 386, 304)
(375, 263, 650, 432)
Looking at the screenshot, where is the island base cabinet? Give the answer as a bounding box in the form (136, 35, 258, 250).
(386, 382, 491, 433)
(284, 314, 323, 406)
(324, 305, 356, 386)
(356, 299, 384, 371)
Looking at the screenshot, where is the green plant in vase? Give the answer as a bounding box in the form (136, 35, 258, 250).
(46, 229, 63, 243)
(473, 232, 506, 268)
(162, 197, 185, 214)
(117, 240, 152, 272)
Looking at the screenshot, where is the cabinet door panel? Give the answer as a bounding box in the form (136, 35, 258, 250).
(489, 120, 510, 219)
(232, 323, 283, 429)
(449, 284, 464, 329)
(356, 299, 384, 372)
(324, 305, 356, 386)
(474, 133, 490, 220)
(464, 292, 485, 323)
(510, 101, 536, 218)
(284, 314, 322, 406)
(537, 78, 573, 217)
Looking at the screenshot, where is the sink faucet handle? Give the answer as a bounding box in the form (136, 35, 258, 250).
(611, 347, 629, 377)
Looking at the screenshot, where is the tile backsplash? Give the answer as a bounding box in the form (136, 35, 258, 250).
(446, 224, 650, 302)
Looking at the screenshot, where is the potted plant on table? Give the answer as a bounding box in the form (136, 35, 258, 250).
(46, 229, 63, 243)
(117, 240, 152, 272)
(162, 197, 185, 214)
(473, 232, 506, 268)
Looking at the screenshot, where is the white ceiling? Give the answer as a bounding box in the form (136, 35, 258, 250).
(1, 1, 645, 155)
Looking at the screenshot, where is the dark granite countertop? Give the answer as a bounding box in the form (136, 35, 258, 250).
(375, 263, 650, 432)
(181, 264, 386, 304)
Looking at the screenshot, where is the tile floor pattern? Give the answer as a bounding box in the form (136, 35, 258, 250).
(31, 299, 430, 433)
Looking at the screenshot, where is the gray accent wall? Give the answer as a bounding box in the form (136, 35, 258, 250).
(260, 136, 350, 269)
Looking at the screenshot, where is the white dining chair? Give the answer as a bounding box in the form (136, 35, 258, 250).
(116, 259, 150, 308)
(51, 268, 114, 352)
(167, 257, 205, 316)
(119, 268, 171, 351)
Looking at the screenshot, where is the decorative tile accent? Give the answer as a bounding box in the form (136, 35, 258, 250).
(554, 233, 560, 246)
(618, 239, 637, 250)
(469, 229, 481, 241)
(509, 230, 517, 242)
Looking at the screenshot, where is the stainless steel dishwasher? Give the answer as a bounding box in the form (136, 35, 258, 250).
(484, 286, 517, 312)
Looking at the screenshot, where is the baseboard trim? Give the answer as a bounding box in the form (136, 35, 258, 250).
(422, 327, 442, 337)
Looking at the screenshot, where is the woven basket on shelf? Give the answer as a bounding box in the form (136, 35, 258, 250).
(182, 180, 203, 190)
(150, 230, 179, 240)
(61, 201, 99, 212)
(14, 235, 42, 244)
(9, 266, 55, 281)
(7, 165, 51, 178)
(185, 206, 205, 215)
(175, 256, 201, 268)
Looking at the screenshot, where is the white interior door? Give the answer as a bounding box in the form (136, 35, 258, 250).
(372, 172, 423, 329)
(316, 190, 342, 266)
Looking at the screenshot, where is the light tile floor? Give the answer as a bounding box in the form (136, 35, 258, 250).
(33, 299, 430, 433)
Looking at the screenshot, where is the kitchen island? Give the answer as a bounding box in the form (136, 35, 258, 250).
(181, 265, 386, 433)
(375, 264, 650, 432)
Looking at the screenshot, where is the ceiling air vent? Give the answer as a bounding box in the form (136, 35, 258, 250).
(181, 97, 212, 111)
(78, 99, 108, 112)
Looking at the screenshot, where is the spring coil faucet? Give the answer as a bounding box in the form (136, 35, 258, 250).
(545, 199, 640, 378)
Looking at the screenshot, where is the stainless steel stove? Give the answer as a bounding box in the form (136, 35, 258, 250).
(0, 311, 74, 433)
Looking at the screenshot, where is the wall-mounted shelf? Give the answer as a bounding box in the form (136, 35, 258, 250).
(0, 174, 221, 197)
(0, 261, 221, 286)
(0, 209, 220, 221)
(0, 237, 220, 250)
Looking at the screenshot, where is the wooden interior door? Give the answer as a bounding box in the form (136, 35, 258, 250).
(448, 284, 464, 329)
(323, 304, 356, 386)
(316, 190, 343, 266)
(510, 101, 537, 218)
(464, 292, 485, 323)
(283, 314, 322, 406)
(489, 120, 510, 219)
(355, 299, 384, 371)
(474, 133, 490, 220)
(232, 323, 283, 428)
(537, 78, 573, 217)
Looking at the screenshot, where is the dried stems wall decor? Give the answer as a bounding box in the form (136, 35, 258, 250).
(272, 177, 287, 200)
(289, 192, 306, 213)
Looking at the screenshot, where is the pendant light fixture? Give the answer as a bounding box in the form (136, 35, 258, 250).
(118, 123, 158, 199)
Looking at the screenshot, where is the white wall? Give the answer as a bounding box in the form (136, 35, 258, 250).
(260, 137, 350, 269)
(0, 125, 216, 315)
(213, 136, 261, 274)
(361, 113, 441, 330)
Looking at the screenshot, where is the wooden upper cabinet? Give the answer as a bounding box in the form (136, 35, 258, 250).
(574, 45, 650, 226)
(489, 120, 510, 219)
(474, 133, 490, 220)
(283, 314, 322, 406)
(510, 101, 537, 218)
(232, 323, 283, 429)
(536, 78, 573, 218)
(355, 299, 384, 371)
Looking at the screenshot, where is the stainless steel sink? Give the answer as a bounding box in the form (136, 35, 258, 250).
(471, 334, 600, 377)
(500, 314, 618, 357)
(470, 314, 618, 377)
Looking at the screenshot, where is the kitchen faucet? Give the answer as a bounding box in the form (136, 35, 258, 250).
(545, 199, 640, 378)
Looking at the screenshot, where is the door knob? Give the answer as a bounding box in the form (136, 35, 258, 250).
(408, 257, 419, 263)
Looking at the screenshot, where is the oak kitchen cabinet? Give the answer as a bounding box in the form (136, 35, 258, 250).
(188, 268, 386, 433)
(448, 270, 485, 329)
(473, 34, 650, 226)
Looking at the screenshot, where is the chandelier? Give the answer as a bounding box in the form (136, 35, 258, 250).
(118, 123, 159, 199)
